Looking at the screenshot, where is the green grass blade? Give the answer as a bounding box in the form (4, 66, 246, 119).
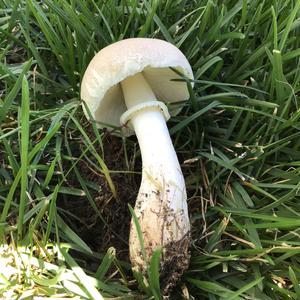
(60, 247, 104, 300)
(17, 76, 30, 239)
(0, 59, 32, 125)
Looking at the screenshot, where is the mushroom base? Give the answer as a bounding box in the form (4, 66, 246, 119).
(129, 167, 190, 270)
(129, 166, 190, 294)
(131, 229, 190, 296)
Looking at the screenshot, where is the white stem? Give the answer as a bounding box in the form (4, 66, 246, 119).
(121, 73, 190, 272)
(121, 72, 156, 108)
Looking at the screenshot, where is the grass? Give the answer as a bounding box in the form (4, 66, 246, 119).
(1, 0, 300, 298)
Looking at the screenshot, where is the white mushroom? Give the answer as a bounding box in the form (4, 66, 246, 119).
(81, 38, 194, 277)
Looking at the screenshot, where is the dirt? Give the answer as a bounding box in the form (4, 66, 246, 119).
(60, 129, 139, 263)
(160, 232, 191, 295)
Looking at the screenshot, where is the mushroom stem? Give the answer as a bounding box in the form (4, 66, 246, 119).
(121, 73, 190, 275)
(121, 72, 156, 108)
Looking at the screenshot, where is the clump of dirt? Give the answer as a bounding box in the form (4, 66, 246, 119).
(160, 232, 191, 295)
(61, 128, 140, 262)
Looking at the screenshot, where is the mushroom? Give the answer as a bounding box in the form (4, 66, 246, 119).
(81, 38, 194, 278)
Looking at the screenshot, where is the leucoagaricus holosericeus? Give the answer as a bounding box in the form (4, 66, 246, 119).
(81, 38, 194, 277)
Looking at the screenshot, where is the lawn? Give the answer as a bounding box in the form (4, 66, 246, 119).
(1, 0, 300, 299)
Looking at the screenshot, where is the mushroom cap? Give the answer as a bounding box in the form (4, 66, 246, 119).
(81, 38, 193, 135)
